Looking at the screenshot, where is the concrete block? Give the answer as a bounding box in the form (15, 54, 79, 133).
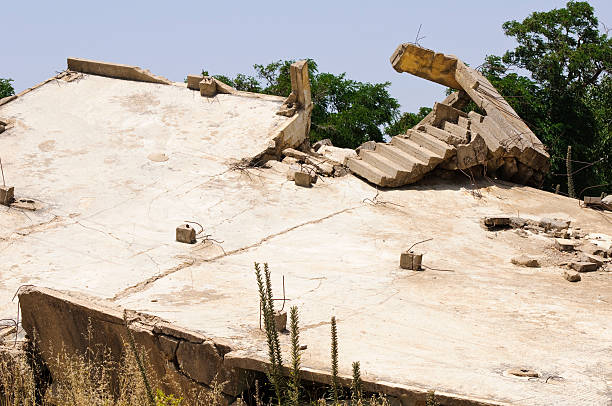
(539, 218, 570, 231)
(0, 186, 14, 206)
(564, 270, 581, 282)
(274, 311, 287, 332)
(199, 77, 217, 97)
(511, 255, 540, 268)
(400, 251, 423, 270)
(555, 238, 578, 252)
(176, 224, 196, 244)
(482, 216, 510, 228)
(294, 171, 312, 187)
(186, 74, 203, 90)
(570, 262, 598, 273)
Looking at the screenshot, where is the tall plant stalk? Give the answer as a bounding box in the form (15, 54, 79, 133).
(289, 306, 301, 406)
(330, 316, 339, 404)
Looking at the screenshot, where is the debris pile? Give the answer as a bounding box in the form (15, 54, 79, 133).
(482, 215, 611, 281)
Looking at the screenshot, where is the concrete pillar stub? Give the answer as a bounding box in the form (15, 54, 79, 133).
(0, 186, 14, 206)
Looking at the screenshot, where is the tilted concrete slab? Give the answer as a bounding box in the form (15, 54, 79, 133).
(2, 62, 612, 405)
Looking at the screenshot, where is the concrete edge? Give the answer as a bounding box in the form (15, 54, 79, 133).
(0, 71, 71, 107)
(67, 57, 172, 85)
(18, 286, 511, 406)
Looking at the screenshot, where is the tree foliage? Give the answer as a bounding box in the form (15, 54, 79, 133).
(493, 1, 611, 194)
(203, 60, 399, 148)
(0, 78, 15, 99)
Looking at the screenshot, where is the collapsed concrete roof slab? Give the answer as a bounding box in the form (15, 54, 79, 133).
(2, 56, 612, 406)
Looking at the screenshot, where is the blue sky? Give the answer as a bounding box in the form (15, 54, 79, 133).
(3, 1, 610, 112)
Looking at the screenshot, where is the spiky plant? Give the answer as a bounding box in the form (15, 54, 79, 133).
(567, 146, 575, 198)
(288, 306, 301, 406)
(330, 316, 339, 404)
(255, 262, 284, 405)
(351, 361, 362, 405)
(123, 310, 155, 406)
(426, 390, 440, 406)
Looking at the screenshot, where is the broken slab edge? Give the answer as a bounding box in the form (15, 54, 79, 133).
(18, 286, 510, 406)
(67, 57, 172, 85)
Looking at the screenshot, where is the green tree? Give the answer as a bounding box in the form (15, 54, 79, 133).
(497, 1, 611, 194)
(385, 106, 432, 137)
(0, 78, 15, 99)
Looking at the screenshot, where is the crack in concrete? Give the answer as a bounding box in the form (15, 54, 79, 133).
(111, 205, 363, 301)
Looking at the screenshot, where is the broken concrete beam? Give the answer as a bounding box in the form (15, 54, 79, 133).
(282, 148, 309, 161)
(457, 116, 470, 129)
(570, 262, 598, 273)
(199, 77, 217, 97)
(67, 57, 172, 84)
(0, 186, 14, 206)
(186, 74, 203, 90)
(290, 60, 312, 109)
(555, 238, 579, 252)
(294, 171, 313, 187)
(390, 43, 461, 89)
(564, 270, 581, 282)
(176, 224, 196, 244)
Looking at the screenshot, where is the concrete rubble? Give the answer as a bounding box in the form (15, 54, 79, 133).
(347, 44, 549, 187)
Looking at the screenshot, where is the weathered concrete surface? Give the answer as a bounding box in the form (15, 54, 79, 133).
(2, 75, 612, 405)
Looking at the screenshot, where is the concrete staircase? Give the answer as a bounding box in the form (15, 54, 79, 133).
(346, 127, 456, 187)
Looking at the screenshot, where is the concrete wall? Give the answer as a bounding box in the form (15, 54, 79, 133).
(19, 286, 509, 406)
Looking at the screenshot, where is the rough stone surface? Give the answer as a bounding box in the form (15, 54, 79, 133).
(539, 218, 571, 231)
(511, 255, 540, 268)
(563, 270, 582, 282)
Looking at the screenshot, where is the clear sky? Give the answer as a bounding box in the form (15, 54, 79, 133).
(3, 1, 610, 113)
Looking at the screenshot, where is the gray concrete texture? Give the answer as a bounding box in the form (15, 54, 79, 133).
(1, 62, 612, 405)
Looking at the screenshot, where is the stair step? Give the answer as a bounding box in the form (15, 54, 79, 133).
(361, 150, 410, 178)
(422, 124, 464, 146)
(346, 158, 395, 186)
(443, 121, 470, 143)
(405, 129, 454, 158)
(391, 136, 442, 163)
(376, 144, 426, 170)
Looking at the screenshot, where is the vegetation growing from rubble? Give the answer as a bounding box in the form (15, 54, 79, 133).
(0, 78, 15, 99)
